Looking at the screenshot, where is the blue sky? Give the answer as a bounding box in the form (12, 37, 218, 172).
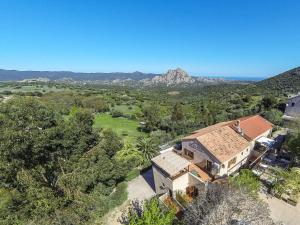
(0, 0, 299, 77)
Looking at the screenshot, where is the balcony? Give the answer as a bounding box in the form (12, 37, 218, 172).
(188, 163, 212, 182)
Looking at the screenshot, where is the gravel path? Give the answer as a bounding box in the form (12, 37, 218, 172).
(100, 168, 155, 225)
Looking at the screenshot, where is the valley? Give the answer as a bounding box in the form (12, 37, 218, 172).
(1, 66, 300, 224)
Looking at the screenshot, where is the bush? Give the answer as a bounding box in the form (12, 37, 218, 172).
(111, 109, 123, 118)
(229, 169, 260, 197)
(121, 130, 128, 136)
(109, 182, 128, 208)
(263, 109, 283, 126)
(125, 169, 140, 181)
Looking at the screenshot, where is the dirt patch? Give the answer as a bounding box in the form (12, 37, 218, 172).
(167, 91, 180, 96)
(260, 192, 300, 225)
(101, 169, 155, 225)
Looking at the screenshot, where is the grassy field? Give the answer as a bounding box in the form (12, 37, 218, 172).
(0, 84, 69, 94)
(93, 113, 143, 143)
(112, 104, 141, 116)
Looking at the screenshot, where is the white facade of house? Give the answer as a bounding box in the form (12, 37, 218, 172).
(152, 162, 206, 195)
(152, 164, 174, 195)
(180, 140, 251, 177)
(181, 140, 216, 165)
(284, 94, 300, 119)
(152, 116, 273, 196)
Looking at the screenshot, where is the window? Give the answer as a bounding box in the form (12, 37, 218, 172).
(241, 151, 244, 155)
(222, 164, 225, 168)
(228, 157, 237, 168)
(184, 149, 194, 159)
(292, 102, 295, 107)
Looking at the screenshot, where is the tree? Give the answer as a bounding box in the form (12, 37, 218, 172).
(136, 136, 159, 165)
(118, 198, 175, 225)
(171, 103, 184, 121)
(149, 130, 173, 146)
(62, 108, 98, 160)
(229, 169, 260, 197)
(262, 96, 277, 110)
(183, 184, 275, 225)
(142, 104, 160, 131)
(0, 97, 61, 186)
(115, 143, 144, 168)
(82, 96, 109, 112)
(111, 109, 124, 118)
(284, 133, 300, 160)
(99, 129, 123, 158)
(263, 109, 283, 126)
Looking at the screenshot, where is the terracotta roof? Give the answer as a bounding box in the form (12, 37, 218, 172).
(181, 115, 273, 163)
(182, 121, 233, 140)
(196, 126, 249, 162)
(231, 115, 273, 140)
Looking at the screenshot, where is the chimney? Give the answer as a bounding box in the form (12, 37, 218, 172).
(235, 120, 243, 135)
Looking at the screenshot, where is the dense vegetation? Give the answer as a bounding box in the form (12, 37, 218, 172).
(0, 68, 299, 224)
(120, 185, 274, 225)
(0, 97, 132, 224)
(257, 67, 300, 94)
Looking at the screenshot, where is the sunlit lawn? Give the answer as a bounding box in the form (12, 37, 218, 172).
(93, 113, 144, 143)
(112, 104, 141, 116)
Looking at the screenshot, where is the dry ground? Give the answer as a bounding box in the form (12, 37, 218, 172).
(100, 169, 155, 225)
(260, 193, 300, 225)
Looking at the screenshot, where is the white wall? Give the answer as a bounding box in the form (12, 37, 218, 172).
(172, 172, 189, 192)
(152, 164, 190, 195)
(188, 172, 206, 192)
(152, 165, 173, 195)
(223, 146, 251, 175)
(182, 140, 216, 164)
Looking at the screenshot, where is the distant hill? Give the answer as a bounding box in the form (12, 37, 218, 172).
(145, 68, 228, 86)
(151, 68, 194, 85)
(0, 69, 158, 81)
(257, 67, 300, 94)
(0, 68, 246, 87)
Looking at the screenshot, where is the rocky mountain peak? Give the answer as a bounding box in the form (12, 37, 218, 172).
(152, 68, 194, 85)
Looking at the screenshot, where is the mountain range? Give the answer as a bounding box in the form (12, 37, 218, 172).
(1, 67, 300, 89)
(0, 68, 236, 86)
(0, 69, 158, 81)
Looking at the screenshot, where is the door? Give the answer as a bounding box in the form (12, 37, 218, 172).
(206, 160, 213, 173)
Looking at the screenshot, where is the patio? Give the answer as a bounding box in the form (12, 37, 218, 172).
(188, 163, 212, 182)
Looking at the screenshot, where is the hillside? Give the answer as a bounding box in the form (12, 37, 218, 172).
(0, 69, 158, 81)
(142, 68, 235, 86)
(257, 67, 300, 94)
(0, 68, 240, 87)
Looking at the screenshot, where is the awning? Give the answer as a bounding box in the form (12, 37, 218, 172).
(256, 137, 275, 148)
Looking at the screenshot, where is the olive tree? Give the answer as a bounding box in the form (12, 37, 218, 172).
(183, 184, 275, 225)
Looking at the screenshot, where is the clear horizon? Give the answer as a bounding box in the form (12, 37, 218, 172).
(0, 0, 299, 78)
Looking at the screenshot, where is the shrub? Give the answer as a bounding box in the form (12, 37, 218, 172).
(229, 169, 260, 197)
(125, 169, 140, 181)
(111, 109, 123, 118)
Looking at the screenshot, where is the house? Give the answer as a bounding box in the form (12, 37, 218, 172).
(283, 93, 300, 121)
(152, 115, 273, 196)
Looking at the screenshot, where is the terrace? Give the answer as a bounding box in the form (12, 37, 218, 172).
(188, 163, 212, 182)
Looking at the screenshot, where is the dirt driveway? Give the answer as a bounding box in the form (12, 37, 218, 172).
(260, 193, 300, 225)
(100, 168, 155, 225)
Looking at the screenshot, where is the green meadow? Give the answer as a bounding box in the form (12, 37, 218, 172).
(93, 113, 143, 143)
